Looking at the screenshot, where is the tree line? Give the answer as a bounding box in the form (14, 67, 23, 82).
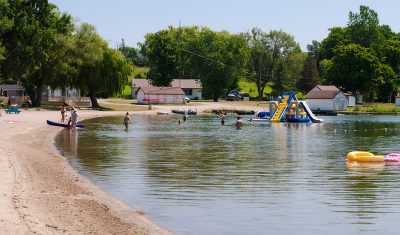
(140, 26, 308, 101)
(140, 5, 400, 102)
(316, 5, 400, 102)
(0, 0, 132, 107)
(1, 2, 399, 106)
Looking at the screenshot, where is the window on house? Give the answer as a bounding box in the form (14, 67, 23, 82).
(184, 89, 192, 96)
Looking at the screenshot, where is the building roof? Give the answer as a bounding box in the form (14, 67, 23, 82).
(132, 79, 202, 89)
(314, 85, 340, 91)
(132, 79, 152, 88)
(137, 87, 185, 95)
(306, 90, 342, 99)
(0, 84, 24, 91)
(170, 79, 202, 89)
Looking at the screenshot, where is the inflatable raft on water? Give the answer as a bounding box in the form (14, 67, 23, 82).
(385, 153, 400, 162)
(347, 151, 400, 163)
(347, 151, 385, 162)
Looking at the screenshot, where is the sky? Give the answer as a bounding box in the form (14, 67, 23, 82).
(49, 0, 400, 50)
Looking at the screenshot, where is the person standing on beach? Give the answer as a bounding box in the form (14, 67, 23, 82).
(124, 112, 131, 131)
(60, 105, 66, 123)
(70, 108, 78, 129)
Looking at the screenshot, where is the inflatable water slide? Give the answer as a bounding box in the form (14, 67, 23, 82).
(269, 91, 322, 123)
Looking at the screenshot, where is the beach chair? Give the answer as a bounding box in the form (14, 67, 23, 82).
(5, 107, 21, 114)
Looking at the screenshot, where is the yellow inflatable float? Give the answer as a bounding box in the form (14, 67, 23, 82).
(347, 151, 385, 162)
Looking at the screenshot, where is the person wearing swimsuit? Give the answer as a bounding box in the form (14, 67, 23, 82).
(124, 112, 131, 131)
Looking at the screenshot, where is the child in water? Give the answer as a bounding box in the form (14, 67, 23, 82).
(235, 116, 244, 129)
(219, 112, 226, 125)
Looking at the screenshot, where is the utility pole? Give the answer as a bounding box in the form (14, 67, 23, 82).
(178, 20, 183, 87)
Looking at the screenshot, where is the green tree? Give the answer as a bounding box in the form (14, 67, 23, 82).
(73, 24, 132, 108)
(327, 44, 380, 99)
(376, 64, 398, 102)
(247, 28, 301, 99)
(246, 28, 270, 100)
(318, 59, 332, 84)
(381, 37, 400, 74)
(296, 54, 320, 93)
(319, 27, 349, 62)
(284, 50, 306, 92)
(318, 5, 398, 101)
(347, 5, 390, 49)
(142, 28, 178, 86)
(306, 40, 321, 61)
(141, 26, 201, 86)
(118, 39, 147, 67)
(186, 29, 248, 101)
(1, 0, 73, 106)
(0, 0, 13, 64)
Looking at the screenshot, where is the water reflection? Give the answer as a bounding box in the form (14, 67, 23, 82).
(55, 115, 400, 235)
(69, 129, 78, 155)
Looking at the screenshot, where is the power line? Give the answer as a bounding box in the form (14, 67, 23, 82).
(181, 48, 272, 80)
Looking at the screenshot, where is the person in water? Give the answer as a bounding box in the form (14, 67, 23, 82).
(60, 105, 66, 123)
(70, 108, 78, 129)
(219, 112, 226, 125)
(235, 116, 244, 129)
(124, 112, 131, 131)
(183, 111, 188, 122)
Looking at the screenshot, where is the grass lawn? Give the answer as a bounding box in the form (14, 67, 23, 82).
(347, 103, 400, 113)
(97, 98, 148, 111)
(237, 78, 272, 98)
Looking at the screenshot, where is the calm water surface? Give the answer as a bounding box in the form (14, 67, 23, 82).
(55, 114, 400, 235)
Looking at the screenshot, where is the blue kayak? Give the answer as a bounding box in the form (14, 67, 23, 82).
(46, 120, 85, 128)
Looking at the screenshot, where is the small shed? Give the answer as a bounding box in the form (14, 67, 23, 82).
(0, 84, 25, 97)
(306, 85, 348, 111)
(396, 94, 400, 107)
(0, 84, 26, 105)
(344, 93, 356, 107)
(136, 87, 186, 104)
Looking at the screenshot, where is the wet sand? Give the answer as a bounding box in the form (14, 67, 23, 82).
(0, 109, 170, 234)
(0, 102, 262, 234)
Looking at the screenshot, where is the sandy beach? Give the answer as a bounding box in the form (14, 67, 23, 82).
(0, 102, 262, 234)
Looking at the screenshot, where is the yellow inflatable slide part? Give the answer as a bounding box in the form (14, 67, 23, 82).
(346, 151, 385, 162)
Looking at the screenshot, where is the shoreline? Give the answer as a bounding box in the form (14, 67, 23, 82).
(0, 109, 170, 234)
(0, 102, 263, 234)
(337, 111, 400, 115)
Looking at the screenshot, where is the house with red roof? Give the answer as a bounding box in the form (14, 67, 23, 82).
(136, 87, 187, 104)
(131, 79, 202, 100)
(306, 85, 348, 111)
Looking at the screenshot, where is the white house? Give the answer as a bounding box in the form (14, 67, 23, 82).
(0, 84, 26, 105)
(344, 93, 356, 106)
(42, 87, 91, 106)
(136, 87, 186, 104)
(0, 84, 25, 97)
(131, 79, 202, 100)
(306, 85, 348, 111)
(396, 94, 400, 107)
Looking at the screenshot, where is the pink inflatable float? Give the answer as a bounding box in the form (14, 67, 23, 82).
(385, 153, 400, 162)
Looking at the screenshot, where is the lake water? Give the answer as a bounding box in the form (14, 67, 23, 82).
(55, 114, 400, 235)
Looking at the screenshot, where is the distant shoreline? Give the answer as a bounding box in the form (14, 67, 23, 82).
(337, 111, 400, 115)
